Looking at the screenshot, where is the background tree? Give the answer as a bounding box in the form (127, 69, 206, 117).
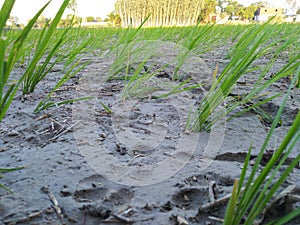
(35, 16, 50, 28)
(68, 0, 78, 13)
(254, 1, 271, 7)
(105, 12, 121, 26)
(244, 4, 258, 20)
(8, 16, 20, 28)
(199, 0, 218, 22)
(85, 16, 95, 22)
(223, 0, 257, 19)
(115, 0, 208, 27)
(224, 0, 239, 15)
(95, 17, 102, 22)
(225, 5, 235, 15)
(57, 0, 80, 27)
(58, 14, 81, 27)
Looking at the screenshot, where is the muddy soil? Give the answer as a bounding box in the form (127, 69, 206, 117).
(0, 43, 299, 225)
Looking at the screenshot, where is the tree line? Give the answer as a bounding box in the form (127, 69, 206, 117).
(115, 0, 209, 27)
(114, 0, 286, 27)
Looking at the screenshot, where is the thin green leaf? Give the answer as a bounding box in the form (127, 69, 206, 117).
(224, 179, 239, 225)
(0, 166, 25, 173)
(0, 183, 12, 192)
(98, 100, 114, 114)
(273, 206, 300, 225)
(0, 0, 16, 34)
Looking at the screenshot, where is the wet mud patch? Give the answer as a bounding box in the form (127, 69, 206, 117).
(95, 83, 182, 165)
(172, 188, 210, 210)
(0, 45, 299, 225)
(73, 187, 108, 203)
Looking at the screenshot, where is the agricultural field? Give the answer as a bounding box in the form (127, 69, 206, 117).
(1, 1, 300, 225)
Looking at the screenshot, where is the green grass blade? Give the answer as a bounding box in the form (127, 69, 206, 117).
(0, 38, 6, 104)
(22, 0, 70, 94)
(0, 1, 54, 122)
(0, 0, 16, 34)
(273, 206, 300, 225)
(6, 1, 51, 76)
(27, 27, 71, 92)
(0, 166, 25, 192)
(233, 73, 299, 224)
(245, 126, 300, 223)
(0, 80, 16, 113)
(0, 166, 25, 173)
(34, 61, 89, 114)
(224, 179, 239, 225)
(35, 97, 93, 113)
(98, 100, 114, 114)
(0, 183, 12, 192)
(246, 149, 300, 224)
(237, 145, 252, 196)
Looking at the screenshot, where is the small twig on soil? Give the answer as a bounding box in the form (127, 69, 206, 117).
(49, 117, 64, 128)
(208, 216, 225, 223)
(3, 210, 43, 224)
(48, 193, 64, 219)
(50, 121, 80, 141)
(37, 128, 50, 135)
(42, 187, 64, 220)
(199, 187, 246, 212)
(36, 113, 51, 121)
(102, 214, 154, 224)
(199, 192, 232, 212)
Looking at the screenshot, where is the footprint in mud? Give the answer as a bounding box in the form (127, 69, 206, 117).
(105, 188, 134, 206)
(184, 173, 235, 187)
(78, 174, 106, 189)
(74, 175, 134, 210)
(73, 187, 108, 203)
(255, 101, 298, 127)
(172, 188, 209, 210)
(73, 174, 109, 202)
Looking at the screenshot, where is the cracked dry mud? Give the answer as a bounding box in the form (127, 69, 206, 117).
(0, 43, 300, 225)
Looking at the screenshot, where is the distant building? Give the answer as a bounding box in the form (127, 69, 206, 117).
(285, 7, 300, 22)
(254, 7, 284, 22)
(285, 14, 300, 22)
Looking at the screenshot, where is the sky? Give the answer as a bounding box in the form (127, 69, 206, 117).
(0, 0, 297, 24)
(0, 0, 117, 24)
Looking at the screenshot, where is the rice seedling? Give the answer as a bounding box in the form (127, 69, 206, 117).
(224, 73, 300, 224)
(34, 28, 93, 113)
(0, 0, 51, 122)
(106, 16, 151, 81)
(173, 23, 215, 80)
(0, 166, 25, 192)
(0, 0, 72, 192)
(0, 4, 299, 220)
(21, 0, 71, 94)
(104, 21, 225, 105)
(34, 60, 92, 113)
(188, 19, 300, 132)
(97, 100, 114, 114)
